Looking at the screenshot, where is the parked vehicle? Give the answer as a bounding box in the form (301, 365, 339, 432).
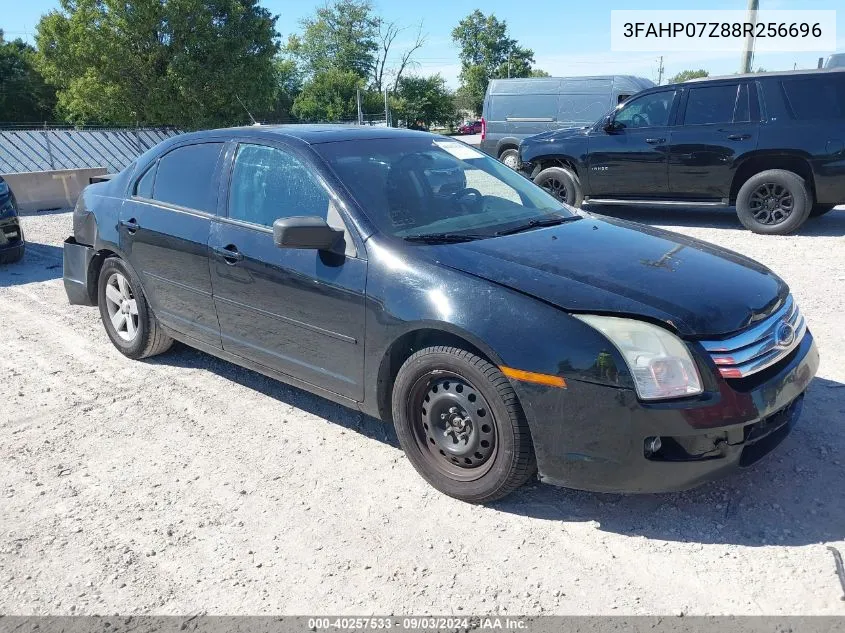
(458, 120, 482, 135)
(0, 175, 25, 264)
(63, 126, 818, 502)
(520, 68, 845, 235)
(825, 53, 845, 68)
(481, 75, 654, 169)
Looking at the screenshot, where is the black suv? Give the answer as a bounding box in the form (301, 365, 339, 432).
(0, 175, 24, 264)
(519, 68, 845, 234)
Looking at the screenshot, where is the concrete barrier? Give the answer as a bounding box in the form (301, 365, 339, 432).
(1, 167, 108, 212)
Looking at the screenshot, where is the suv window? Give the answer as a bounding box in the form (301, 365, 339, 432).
(782, 75, 845, 120)
(228, 143, 330, 227)
(683, 84, 739, 125)
(614, 91, 674, 129)
(153, 143, 224, 213)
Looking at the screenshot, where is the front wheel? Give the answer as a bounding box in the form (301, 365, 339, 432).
(735, 169, 811, 234)
(97, 257, 173, 359)
(533, 166, 584, 208)
(391, 346, 536, 503)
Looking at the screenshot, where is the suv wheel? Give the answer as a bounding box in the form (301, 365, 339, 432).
(391, 346, 536, 504)
(499, 148, 519, 170)
(735, 169, 812, 235)
(533, 166, 584, 208)
(97, 257, 173, 359)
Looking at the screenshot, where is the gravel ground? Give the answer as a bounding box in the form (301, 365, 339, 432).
(1, 206, 844, 616)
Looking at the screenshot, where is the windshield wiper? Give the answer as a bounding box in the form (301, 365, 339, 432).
(495, 214, 580, 237)
(403, 232, 488, 244)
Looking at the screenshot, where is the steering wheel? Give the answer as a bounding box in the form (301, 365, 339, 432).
(631, 113, 648, 128)
(451, 187, 483, 214)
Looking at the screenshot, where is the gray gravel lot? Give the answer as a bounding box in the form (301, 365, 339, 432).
(1, 206, 844, 615)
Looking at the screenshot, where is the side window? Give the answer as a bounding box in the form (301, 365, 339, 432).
(228, 144, 330, 227)
(683, 84, 739, 125)
(781, 76, 845, 120)
(614, 91, 674, 129)
(153, 143, 224, 213)
(134, 162, 157, 198)
(734, 83, 750, 123)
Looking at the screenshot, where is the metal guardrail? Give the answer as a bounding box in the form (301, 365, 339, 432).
(0, 126, 181, 174)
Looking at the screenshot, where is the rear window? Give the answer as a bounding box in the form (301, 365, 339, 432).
(781, 75, 845, 120)
(153, 143, 224, 213)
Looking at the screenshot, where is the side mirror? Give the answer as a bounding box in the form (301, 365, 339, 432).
(603, 116, 619, 132)
(273, 216, 343, 251)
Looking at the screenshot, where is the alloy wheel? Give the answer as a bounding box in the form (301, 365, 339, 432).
(104, 272, 139, 342)
(539, 177, 568, 201)
(749, 183, 794, 225)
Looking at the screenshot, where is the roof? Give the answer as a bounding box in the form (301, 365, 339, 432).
(678, 66, 845, 85)
(183, 124, 434, 145)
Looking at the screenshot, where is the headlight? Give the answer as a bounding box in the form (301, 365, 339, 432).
(574, 315, 703, 400)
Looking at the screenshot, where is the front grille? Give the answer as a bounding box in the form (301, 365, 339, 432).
(701, 295, 806, 379)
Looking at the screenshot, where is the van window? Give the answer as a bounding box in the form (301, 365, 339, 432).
(781, 75, 845, 120)
(489, 94, 557, 121)
(153, 143, 224, 213)
(558, 94, 610, 125)
(683, 84, 738, 125)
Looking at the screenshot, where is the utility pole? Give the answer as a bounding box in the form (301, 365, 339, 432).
(656, 56, 664, 85)
(383, 87, 390, 127)
(356, 88, 363, 125)
(740, 0, 760, 74)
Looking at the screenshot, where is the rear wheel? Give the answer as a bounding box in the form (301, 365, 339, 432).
(735, 169, 811, 235)
(391, 346, 536, 504)
(809, 204, 836, 218)
(97, 257, 172, 359)
(499, 148, 519, 170)
(533, 166, 583, 208)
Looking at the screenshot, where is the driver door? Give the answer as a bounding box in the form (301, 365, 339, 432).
(209, 140, 367, 400)
(586, 89, 678, 198)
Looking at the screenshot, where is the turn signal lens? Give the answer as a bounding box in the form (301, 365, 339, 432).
(500, 366, 566, 388)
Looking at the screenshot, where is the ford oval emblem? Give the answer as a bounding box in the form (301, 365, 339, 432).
(775, 321, 796, 348)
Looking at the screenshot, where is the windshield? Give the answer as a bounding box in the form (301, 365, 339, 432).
(317, 136, 575, 240)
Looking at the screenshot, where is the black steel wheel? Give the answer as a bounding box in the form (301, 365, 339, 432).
(735, 169, 811, 235)
(391, 346, 536, 503)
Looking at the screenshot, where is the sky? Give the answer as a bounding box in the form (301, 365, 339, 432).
(3, 0, 844, 88)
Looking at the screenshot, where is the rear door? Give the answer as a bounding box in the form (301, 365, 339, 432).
(208, 140, 367, 400)
(119, 141, 225, 347)
(668, 82, 759, 199)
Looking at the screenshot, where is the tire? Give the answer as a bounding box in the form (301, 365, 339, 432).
(499, 148, 519, 170)
(809, 204, 836, 218)
(735, 169, 812, 235)
(391, 346, 536, 504)
(0, 243, 24, 264)
(533, 166, 584, 208)
(97, 257, 173, 359)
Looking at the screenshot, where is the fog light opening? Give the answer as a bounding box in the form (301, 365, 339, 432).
(644, 436, 662, 457)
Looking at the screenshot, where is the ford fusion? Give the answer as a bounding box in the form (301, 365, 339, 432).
(62, 126, 818, 503)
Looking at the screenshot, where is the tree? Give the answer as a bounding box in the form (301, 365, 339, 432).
(0, 35, 56, 122)
(290, 0, 379, 80)
(393, 74, 454, 128)
(291, 68, 363, 122)
(372, 21, 426, 93)
(35, 0, 279, 127)
(668, 69, 709, 84)
(266, 57, 303, 122)
(451, 10, 536, 114)
(530, 69, 550, 77)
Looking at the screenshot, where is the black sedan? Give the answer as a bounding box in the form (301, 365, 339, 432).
(0, 175, 24, 264)
(62, 126, 818, 503)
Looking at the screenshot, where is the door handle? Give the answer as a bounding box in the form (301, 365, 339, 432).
(120, 218, 139, 234)
(727, 134, 751, 141)
(214, 244, 243, 264)
(645, 138, 665, 144)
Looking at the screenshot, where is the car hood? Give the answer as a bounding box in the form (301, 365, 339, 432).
(525, 126, 590, 143)
(427, 216, 788, 338)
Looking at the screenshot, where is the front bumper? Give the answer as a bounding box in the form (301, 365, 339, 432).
(63, 236, 97, 306)
(521, 332, 819, 493)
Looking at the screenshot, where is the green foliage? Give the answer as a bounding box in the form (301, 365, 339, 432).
(393, 75, 454, 127)
(668, 69, 709, 84)
(291, 0, 379, 80)
(0, 35, 56, 122)
(291, 69, 364, 122)
(451, 10, 536, 115)
(35, 0, 279, 127)
(267, 57, 303, 122)
(530, 68, 550, 77)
